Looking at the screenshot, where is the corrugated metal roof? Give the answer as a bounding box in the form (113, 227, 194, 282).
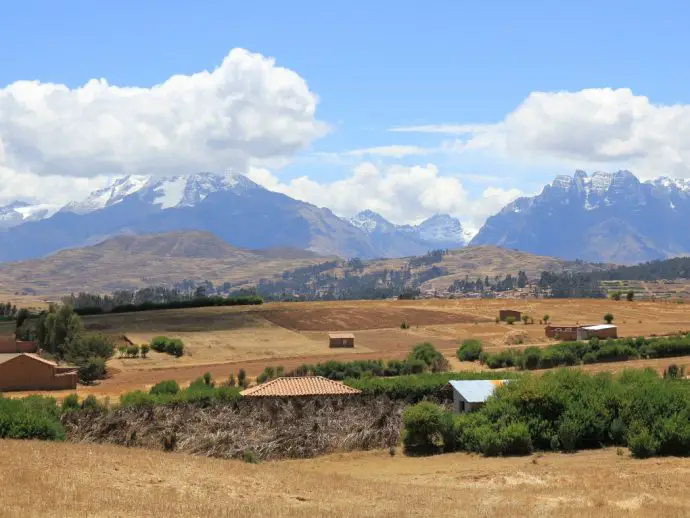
(241, 376, 361, 397)
(448, 380, 509, 403)
(582, 324, 617, 331)
(329, 333, 355, 339)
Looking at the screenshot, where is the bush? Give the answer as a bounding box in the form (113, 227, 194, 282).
(506, 316, 516, 325)
(165, 339, 185, 358)
(140, 344, 150, 358)
(0, 396, 65, 441)
(663, 364, 686, 379)
(400, 321, 410, 330)
(627, 290, 635, 302)
(408, 342, 449, 373)
(628, 428, 660, 458)
(150, 336, 170, 352)
(126, 345, 139, 358)
(149, 380, 180, 395)
(61, 394, 80, 412)
(81, 395, 102, 411)
(402, 402, 446, 453)
(78, 357, 106, 384)
(500, 422, 533, 455)
(604, 313, 614, 324)
(457, 339, 483, 362)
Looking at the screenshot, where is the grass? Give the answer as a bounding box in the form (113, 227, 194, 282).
(2, 440, 690, 517)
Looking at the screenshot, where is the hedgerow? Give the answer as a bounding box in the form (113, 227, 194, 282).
(401, 368, 690, 458)
(345, 371, 520, 403)
(287, 343, 450, 380)
(119, 375, 241, 408)
(73, 295, 263, 316)
(480, 334, 690, 370)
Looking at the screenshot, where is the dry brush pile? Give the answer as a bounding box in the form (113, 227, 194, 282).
(63, 396, 404, 460)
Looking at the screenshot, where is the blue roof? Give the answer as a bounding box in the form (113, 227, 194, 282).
(448, 380, 509, 403)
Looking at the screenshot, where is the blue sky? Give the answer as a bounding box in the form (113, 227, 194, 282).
(2, 1, 690, 227)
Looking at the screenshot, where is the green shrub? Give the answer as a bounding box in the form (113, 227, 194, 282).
(126, 345, 139, 357)
(81, 395, 103, 411)
(500, 422, 533, 455)
(165, 338, 184, 358)
(149, 380, 180, 395)
(402, 402, 446, 453)
(457, 339, 483, 362)
(150, 336, 170, 352)
(408, 342, 449, 373)
(140, 344, 150, 358)
(78, 357, 107, 384)
(61, 394, 80, 412)
(0, 396, 65, 441)
(203, 372, 213, 386)
(628, 428, 660, 458)
(506, 316, 516, 325)
(604, 313, 614, 324)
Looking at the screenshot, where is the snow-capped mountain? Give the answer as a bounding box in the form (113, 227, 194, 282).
(345, 210, 469, 255)
(471, 170, 690, 263)
(61, 172, 259, 215)
(0, 201, 61, 229)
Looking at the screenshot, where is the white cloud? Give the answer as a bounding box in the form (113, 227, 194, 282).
(247, 163, 522, 229)
(395, 88, 690, 178)
(0, 167, 109, 206)
(0, 49, 327, 179)
(343, 145, 433, 158)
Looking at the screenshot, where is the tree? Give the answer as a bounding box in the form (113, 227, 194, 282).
(626, 290, 635, 302)
(238, 368, 248, 388)
(36, 304, 83, 357)
(604, 313, 614, 324)
(543, 314, 550, 325)
(611, 291, 622, 301)
(517, 270, 528, 289)
(457, 339, 483, 362)
(140, 343, 150, 358)
(521, 314, 530, 325)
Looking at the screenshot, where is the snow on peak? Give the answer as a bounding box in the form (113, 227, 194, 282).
(0, 201, 60, 228)
(649, 176, 690, 193)
(347, 210, 394, 233)
(417, 214, 467, 243)
(588, 171, 613, 194)
(64, 175, 151, 214)
(152, 172, 258, 209)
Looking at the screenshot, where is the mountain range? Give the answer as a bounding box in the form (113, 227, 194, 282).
(470, 170, 690, 263)
(0, 173, 468, 262)
(4, 169, 690, 265)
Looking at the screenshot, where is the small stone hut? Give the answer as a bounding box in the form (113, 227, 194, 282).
(329, 333, 355, 348)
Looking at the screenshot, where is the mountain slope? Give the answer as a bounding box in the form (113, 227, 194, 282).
(0, 231, 333, 295)
(345, 210, 470, 255)
(471, 170, 690, 263)
(0, 173, 383, 261)
(0, 201, 61, 229)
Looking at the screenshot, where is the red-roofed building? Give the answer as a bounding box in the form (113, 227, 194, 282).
(240, 376, 361, 398)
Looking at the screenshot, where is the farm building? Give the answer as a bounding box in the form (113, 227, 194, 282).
(0, 337, 37, 354)
(240, 376, 361, 398)
(577, 324, 618, 340)
(546, 324, 618, 341)
(0, 353, 77, 392)
(449, 380, 509, 413)
(499, 309, 521, 322)
(545, 325, 580, 341)
(329, 333, 355, 348)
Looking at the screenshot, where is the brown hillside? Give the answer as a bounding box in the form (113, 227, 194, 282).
(0, 231, 332, 296)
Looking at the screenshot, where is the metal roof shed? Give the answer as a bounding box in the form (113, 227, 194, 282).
(448, 380, 509, 413)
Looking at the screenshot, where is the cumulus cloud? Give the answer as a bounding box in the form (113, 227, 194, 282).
(0, 167, 109, 206)
(0, 49, 327, 179)
(246, 163, 521, 229)
(395, 88, 690, 178)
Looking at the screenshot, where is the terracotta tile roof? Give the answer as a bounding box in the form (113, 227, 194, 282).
(240, 376, 361, 397)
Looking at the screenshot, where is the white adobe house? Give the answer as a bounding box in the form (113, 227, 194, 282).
(448, 380, 510, 413)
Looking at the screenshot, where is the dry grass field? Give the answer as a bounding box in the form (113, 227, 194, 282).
(8, 297, 690, 399)
(2, 440, 690, 517)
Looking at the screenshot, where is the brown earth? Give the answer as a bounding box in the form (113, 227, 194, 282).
(8, 298, 690, 399)
(2, 440, 689, 517)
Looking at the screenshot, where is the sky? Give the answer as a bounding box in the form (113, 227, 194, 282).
(2, 0, 690, 230)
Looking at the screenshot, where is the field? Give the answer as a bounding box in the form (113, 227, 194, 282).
(7, 297, 690, 399)
(2, 440, 690, 517)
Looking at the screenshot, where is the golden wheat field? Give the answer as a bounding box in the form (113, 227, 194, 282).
(1, 440, 689, 517)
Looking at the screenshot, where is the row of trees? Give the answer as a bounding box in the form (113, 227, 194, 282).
(402, 369, 690, 458)
(17, 305, 115, 383)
